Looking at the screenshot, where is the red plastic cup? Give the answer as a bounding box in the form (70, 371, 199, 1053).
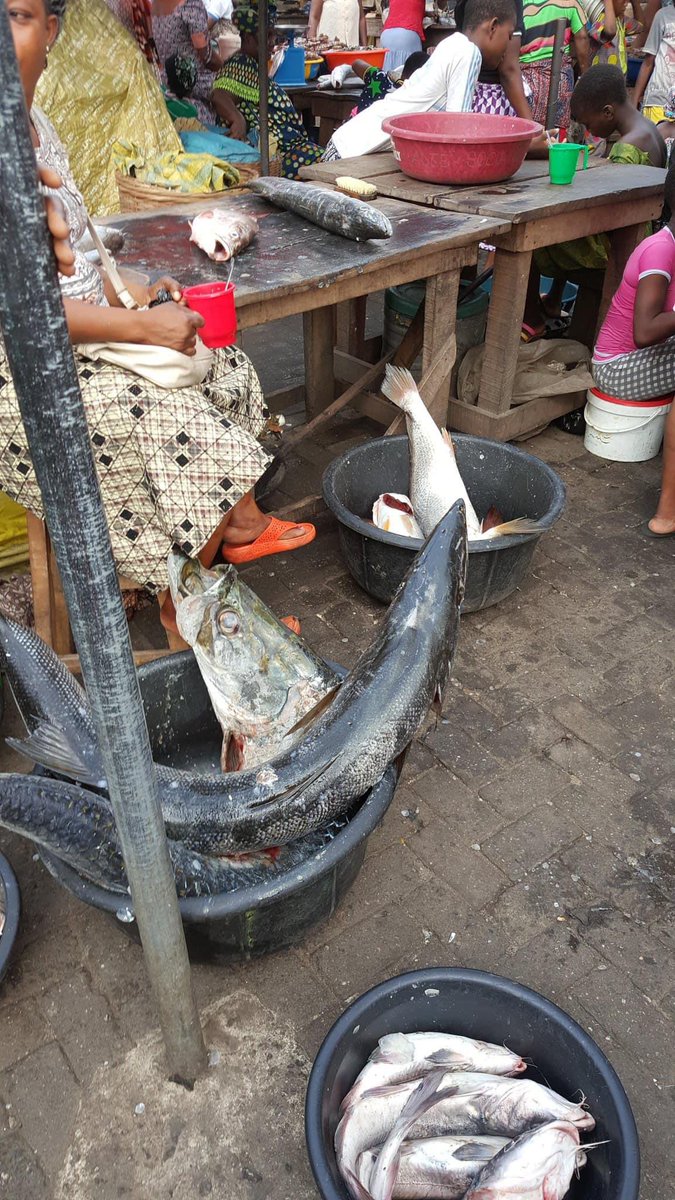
(183, 281, 237, 349)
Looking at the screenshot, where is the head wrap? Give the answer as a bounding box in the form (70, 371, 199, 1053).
(233, 2, 277, 35)
(666, 84, 675, 121)
(46, 0, 67, 17)
(166, 53, 198, 98)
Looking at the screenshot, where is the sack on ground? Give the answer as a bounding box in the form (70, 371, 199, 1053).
(458, 338, 594, 407)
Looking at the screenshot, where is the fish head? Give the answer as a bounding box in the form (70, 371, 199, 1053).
(468, 1121, 580, 1198)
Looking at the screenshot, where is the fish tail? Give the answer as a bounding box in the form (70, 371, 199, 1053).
(381, 365, 420, 414)
(480, 517, 545, 540)
(370, 1070, 458, 1200)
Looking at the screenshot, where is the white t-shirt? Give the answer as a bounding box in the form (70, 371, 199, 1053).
(330, 32, 482, 157)
(206, 0, 234, 18)
(643, 6, 675, 109)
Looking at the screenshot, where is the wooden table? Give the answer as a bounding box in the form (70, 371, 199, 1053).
(110, 191, 507, 426)
(301, 87, 363, 147)
(302, 154, 666, 438)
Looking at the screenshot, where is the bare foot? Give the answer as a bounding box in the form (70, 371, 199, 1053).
(648, 515, 675, 535)
(222, 512, 307, 547)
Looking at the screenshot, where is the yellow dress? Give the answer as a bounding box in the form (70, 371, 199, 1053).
(36, 0, 180, 215)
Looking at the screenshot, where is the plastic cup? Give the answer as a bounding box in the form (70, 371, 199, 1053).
(183, 281, 237, 348)
(549, 142, 589, 185)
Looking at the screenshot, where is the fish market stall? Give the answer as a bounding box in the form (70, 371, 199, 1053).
(300, 154, 666, 439)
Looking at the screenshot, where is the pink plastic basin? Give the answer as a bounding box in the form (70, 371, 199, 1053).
(382, 112, 543, 185)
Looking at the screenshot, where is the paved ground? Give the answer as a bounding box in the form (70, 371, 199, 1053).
(0, 328, 673, 1197)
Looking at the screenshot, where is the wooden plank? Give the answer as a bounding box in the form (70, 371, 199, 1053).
(494, 197, 662, 253)
(448, 389, 586, 440)
(27, 512, 55, 649)
(386, 327, 458, 435)
(477, 247, 532, 416)
(336, 296, 369, 358)
(299, 153, 400, 183)
(303, 306, 335, 420)
(422, 268, 461, 425)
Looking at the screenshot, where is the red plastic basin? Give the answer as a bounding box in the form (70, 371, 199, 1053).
(382, 112, 543, 185)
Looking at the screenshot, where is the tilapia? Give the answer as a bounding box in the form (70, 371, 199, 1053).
(335, 1071, 595, 1193)
(189, 209, 258, 262)
(464, 1120, 587, 1199)
(0, 502, 467, 854)
(356, 1135, 509, 1199)
(249, 177, 393, 241)
(167, 552, 339, 771)
(342, 1032, 526, 1112)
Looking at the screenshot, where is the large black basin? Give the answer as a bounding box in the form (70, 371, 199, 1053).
(305, 968, 640, 1200)
(0, 849, 20, 986)
(41, 653, 398, 962)
(323, 435, 566, 610)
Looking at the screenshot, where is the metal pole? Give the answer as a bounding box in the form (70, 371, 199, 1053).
(259, 0, 270, 174)
(545, 18, 567, 131)
(0, 10, 206, 1086)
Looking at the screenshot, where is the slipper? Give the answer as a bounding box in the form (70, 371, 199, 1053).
(281, 615, 302, 635)
(643, 521, 675, 538)
(222, 516, 316, 564)
(521, 322, 546, 343)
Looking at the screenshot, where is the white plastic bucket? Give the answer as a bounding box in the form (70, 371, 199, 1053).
(584, 387, 672, 462)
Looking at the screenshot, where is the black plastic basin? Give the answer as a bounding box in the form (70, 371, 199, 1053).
(323, 435, 566, 610)
(41, 653, 399, 962)
(305, 968, 640, 1200)
(0, 849, 20, 986)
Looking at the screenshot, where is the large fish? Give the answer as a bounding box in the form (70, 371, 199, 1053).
(167, 552, 339, 771)
(0, 502, 467, 855)
(249, 177, 393, 242)
(464, 1120, 587, 1200)
(356, 1135, 510, 1199)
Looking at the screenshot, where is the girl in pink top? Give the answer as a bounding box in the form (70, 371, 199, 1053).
(593, 164, 675, 536)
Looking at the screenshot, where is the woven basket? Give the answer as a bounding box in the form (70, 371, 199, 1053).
(116, 160, 262, 213)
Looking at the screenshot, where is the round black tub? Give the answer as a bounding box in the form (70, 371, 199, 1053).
(323, 435, 566, 610)
(305, 968, 640, 1200)
(40, 653, 398, 962)
(0, 849, 21, 985)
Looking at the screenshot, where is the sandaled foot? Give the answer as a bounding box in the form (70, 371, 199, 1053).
(645, 517, 675, 538)
(222, 516, 315, 564)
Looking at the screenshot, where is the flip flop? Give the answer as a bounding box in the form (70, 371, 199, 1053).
(222, 516, 316, 564)
(521, 322, 546, 343)
(643, 521, 675, 538)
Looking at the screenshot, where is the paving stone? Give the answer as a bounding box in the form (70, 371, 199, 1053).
(408, 766, 504, 843)
(0, 1134, 49, 1199)
(37, 972, 128, 1083)
(571, 967, 675, 1083)
(478, 754, 570, 819)
(311, 906, 429, 1001)
(0, 999, 52, 1074)
(545, 736, 640, 801)
(490, 922, 600, 1004)
(423, 726, 504, 789)
(2, 1043, 80, 1179)
(407, 821, 509, 908)
(569, 901, 675, 1003)
(481, 806, 583, 882)
(481, 707, 565, 764)
(547, 696, 628, 758)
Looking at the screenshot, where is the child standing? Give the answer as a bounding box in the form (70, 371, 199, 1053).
(632, 3, 675, 122)
(589, 0, 639, 74)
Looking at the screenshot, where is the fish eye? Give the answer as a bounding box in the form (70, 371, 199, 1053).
(217, 609, 240, 636)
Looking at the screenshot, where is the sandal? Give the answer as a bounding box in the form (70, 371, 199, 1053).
(521, 322, 546, 343)
(222, 516, 316, 564)
(643, 520, 675, 538)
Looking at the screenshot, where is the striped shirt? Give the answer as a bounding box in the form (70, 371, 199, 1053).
(520, 0, 587, 64)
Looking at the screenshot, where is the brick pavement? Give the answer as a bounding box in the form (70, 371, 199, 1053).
(0, 412, 673, 1197)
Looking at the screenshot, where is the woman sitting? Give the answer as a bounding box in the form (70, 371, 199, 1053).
(211, 2, 323, 179)
(2, 0, 314, 642)
(152, 0, 227, 124)
(593, 163, 675, 537)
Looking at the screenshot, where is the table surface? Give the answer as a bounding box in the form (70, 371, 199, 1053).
(110, 191, 508, 311)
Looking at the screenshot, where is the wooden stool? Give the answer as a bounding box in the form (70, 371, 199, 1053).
(26, 513, 177, 672)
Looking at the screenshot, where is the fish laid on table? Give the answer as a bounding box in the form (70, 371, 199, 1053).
(0, 501, 467, 855)
(335, 1070, 595, 1195)
(248, 177, 393, 242)
(342, 1032, 526, 1112)
(381, 366, 544, 542)
(357, 1134, 510, 1200)
(168, 552, 339, 771)
(464, 1120, 587, 1200)
(189, 208, 258, 262)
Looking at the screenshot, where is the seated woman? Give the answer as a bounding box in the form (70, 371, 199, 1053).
(152, 0, 227, 125)
(210, 2, 323, 179)
(522, 65, 666, 340)
(3, 0, 313, 642)
(593, 163, 675, 537)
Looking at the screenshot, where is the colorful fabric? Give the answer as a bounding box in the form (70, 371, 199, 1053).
(383, 0, 425, 41)
(153, 0, 218, 124)
(521, 0, 586, 63)
(355, 66, 397, 113)
(471, 80, 518, 115)
(112, 138, 242, 190)
(36, 0, 181, 215)
(665, 83, 675, 118)
(213, 53, 322, 178)
(643, 104, 668, 123)
(589, 14, 637, 74)
(642, 7, 675, 111)
(179, 128, 260, 159)
(521, 57, 574, 125)
(592, 338, 675, 399)
(0, 108, 270, 593)
(233, 2, 277, 33)
(106, 0, 159, 66)
(594, 226, 675, 361)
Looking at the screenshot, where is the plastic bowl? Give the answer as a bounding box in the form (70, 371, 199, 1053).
(305, 968, 640, 1200)
(322, 435, 565, 610)
(382, 112, 543, 185)
(323, 48, 386, 70)
(0, 849, 21, 985)
(305, 56, 324, 80)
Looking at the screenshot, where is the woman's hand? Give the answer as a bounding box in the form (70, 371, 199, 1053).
(140, 302, 205, 355)
(39, 166, 76, 278)
(227, 111, 248, 141)
(149, 275, 184, 304)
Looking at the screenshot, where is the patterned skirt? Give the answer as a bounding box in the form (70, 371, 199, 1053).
(471, 82, 518, 117)
(592, 339, 675, 401)
(521, 59, 575, 128)
(0, 344, 271, 593)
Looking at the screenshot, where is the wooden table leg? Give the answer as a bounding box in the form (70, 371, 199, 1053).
(477, 247, 532, 415)
(599, 222, 645, 332)
(421, 268, 460, 425)
(336, 297, 368, 358)
(303, 305, 336, 420)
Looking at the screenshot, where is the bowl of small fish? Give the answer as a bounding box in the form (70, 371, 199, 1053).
(305, 968, 640, 1200)
(0, 849, 20, 985)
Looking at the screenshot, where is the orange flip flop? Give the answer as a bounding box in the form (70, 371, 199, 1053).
(222, 516, 315, 565)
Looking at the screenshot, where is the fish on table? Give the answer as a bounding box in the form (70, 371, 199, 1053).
(248, 177, 393, 242)
(189, 209, 258, 262)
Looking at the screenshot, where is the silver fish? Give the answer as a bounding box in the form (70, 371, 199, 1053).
(249, 177, 393, 242)
(464, 1120, 586, 1199)
(342, 1032, 526, 1113)
(356, 1135, 509, 1199)
(189, 209, 258, 262)
(167, 552, 339, 771)
(335, 1072, 595, 1196)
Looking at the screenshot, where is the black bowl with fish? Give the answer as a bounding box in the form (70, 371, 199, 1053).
(0, 849, 21, 985)
(39, 652, 398, 962)
(323, 435, 566, 610)
(305, 968, 639, 1200)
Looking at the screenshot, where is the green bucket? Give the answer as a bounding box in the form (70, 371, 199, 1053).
(383, 282, 489, 383)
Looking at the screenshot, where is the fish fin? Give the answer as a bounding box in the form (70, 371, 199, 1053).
(223, 733, 246, 773)
(284, 684, 342, 737)
(344, 1168, 374, 1200)
(358, 1081, 417, 1102)
(245, 753, 341, 811)
(371, 1032, 414, 1065)
(431, 684, 444, 720)
(425, 1048, 467, 1065)
(453, 1142, 502, 1163)
(370, 1071, 459, 1200)
(441, 427, 456, 456)
(381, 364, 419, 412)
(6, 725, 106, 788)
(480, 505, 504, 534)
(480, 517, 545, 540)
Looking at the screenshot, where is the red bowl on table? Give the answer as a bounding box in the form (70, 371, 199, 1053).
(382, 112, 543, 185)
(322, 48, 386, 69)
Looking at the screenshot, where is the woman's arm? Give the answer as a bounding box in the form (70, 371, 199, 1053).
(573, 26, 590, 72)
(633, 273, 675, 348)
(191, 29, 225, 70)
(63, 299, 204, 354)
(211, 87, 248, 138)
(602, 0, 617, 40)
(633, 54, 655, 108)
(358, 0, 368, 46)
(498, 36, 531, 120)
(307, 0, 325, 40)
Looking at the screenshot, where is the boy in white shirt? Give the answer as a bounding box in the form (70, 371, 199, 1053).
(324, 0, 517, 159)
